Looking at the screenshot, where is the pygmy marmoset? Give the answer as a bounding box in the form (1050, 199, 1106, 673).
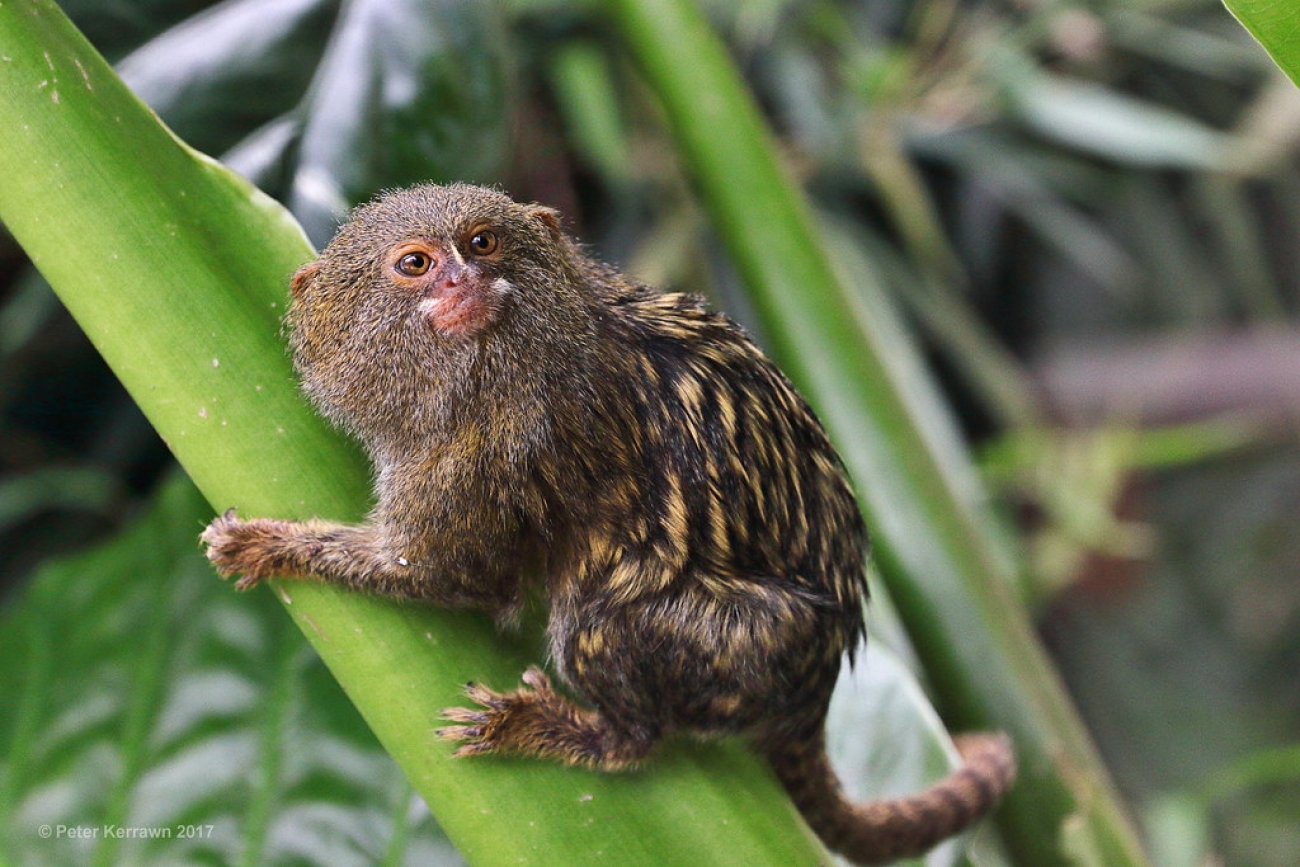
(201, 183, 1015, 864)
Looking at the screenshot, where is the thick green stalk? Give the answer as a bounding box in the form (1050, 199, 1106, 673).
(602, 1, 1151, 864)
(0, 1, 823, 863)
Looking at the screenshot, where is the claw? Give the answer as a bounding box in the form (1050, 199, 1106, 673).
(199, 510, 280, 588)
(440, 679, 518, 755)
(436, 724, 484, 742)
(200, 508, 241, 543)
(233, 573, 262, 591)
(442, 706, 489, 724)
(439, 669, 558, 759)
(464, 682, 509, 709)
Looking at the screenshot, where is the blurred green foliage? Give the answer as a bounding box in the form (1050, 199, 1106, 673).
(2, 0, 1299, 864)
(1, 475, 463, 866)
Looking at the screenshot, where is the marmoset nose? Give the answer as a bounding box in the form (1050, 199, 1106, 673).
(435, 257, 465, 291)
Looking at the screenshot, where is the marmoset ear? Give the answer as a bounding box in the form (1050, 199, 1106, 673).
(290, 260, 321, 298)
(527, 205, 562, 238)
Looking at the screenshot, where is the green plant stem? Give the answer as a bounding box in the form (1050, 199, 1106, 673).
(602, 1, 1151, 864)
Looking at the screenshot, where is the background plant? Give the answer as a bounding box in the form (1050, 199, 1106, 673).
(2, 0, 1299, 865)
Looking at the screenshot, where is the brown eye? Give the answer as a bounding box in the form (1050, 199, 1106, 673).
(395, 251, 432, 276)
(468, 230, 498, 256)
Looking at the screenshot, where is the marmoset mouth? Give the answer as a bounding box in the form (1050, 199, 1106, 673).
(417, 281, 498, 336)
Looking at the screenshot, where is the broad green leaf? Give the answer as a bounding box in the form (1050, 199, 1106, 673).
(1223, 0, 1300, 89)
(0, 475, 461, 866)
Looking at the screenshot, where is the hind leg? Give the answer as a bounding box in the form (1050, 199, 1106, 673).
(438, 667, 655, 771)
(560, 581, 845, 742)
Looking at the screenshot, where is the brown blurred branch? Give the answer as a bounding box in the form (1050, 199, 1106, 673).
(1035, 328, 1300, 430)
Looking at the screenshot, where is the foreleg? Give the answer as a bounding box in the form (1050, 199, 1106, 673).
(201, 508, 410, 593)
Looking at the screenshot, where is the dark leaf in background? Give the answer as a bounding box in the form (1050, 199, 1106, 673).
(117, 0, 342, 157)
(281, 0, 511, 244)
(0, 475, 462, 866)
(119, 0, 511, 244)
(53, 0, 225, 61)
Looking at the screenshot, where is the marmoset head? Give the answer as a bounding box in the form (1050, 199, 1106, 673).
(290, 183, 567, 340)
(284, 184, 594, 444)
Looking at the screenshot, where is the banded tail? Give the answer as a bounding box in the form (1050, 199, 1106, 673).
(768, 731, 1016, 865)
